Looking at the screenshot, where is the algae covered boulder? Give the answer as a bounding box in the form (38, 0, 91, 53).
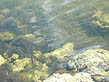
(92, 10, 109, 29)
(6, 35, 37, 58)
(33, 42, 74, 65)
(0, 32, 15, 41)
(19, 63, 49, 82)
(9, 57, 31, 72)
(65, 49, 109, 82)
(0, 8, 10, 15)
(7, 52, 49, 82)
(7, 42, 74, 81)
(45, 43, 74, 60)
(0, 55, 6, 66)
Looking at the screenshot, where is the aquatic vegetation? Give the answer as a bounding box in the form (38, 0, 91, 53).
(9, 57, 31, 72)
(7, 53, 49, 81)
(45, 43, 74, 60)
(17, 25, 25, 29)
(10, 53, 19, 60)
(14, 19, 22, 26)
(24, 33, 35, 39)
(0, 32, 15, 41)
(0, 42, 74, 81)
(3, 17, 22, 29)
(0, 8, 10, 14)
(0, 14, 5, 20)
(5, 35, 37, 58)
(0, 55, 6, 66)
(92, 10, 109, 29)
(19, 63, 49, 82)
(33, 42, 74, 65)
(1, 42, 109, 82)
(33, 51, 42, 58)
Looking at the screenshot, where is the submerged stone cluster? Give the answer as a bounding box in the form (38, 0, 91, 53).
(92, 10, 109, 29)
(0, 42, 74, 82)
(0, 42, 109, 82)
(43, 48, 109, 82)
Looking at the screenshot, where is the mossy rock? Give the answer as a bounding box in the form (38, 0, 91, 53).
(0, 55, 6, 66)
(0, 14, 5, 20)
(0, 32, 15, 41)
(45, 43, 74, 60)
(66, 49, 109, 82)
(9, 57, 31, 72)
(0, 8, 10, 15)
(92, 10, 109, 29)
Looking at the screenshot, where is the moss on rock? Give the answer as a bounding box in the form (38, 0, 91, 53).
(45, 43, 74, 60)
(9, 57, 31, 72)
(0, 55, 6, 66)
(0, 32, 15, 41)
(66, 49, 109, 82)
(19, 63, 49, 82)
(92, 10, 109, 29)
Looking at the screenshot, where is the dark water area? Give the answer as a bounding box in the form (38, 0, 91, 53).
(0, 0, 109, 82)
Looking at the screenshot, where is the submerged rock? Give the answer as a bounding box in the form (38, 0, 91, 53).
(92, 10, 109, 29)
(43, 72, 94, 82)
(0, 42, 74, 82)
(9, 57, 31, 72)
(19, 63, 49, 82)
(0, 32, 15, 41)
(0, 8, 10, 15)
(0, 55, 6, 66)
(45, 43, 74, 60)
(1, 42, 109, 82)
(43, 73, 74, 82)
(45, 48, 109, 82)
(65, 49, 109, 82)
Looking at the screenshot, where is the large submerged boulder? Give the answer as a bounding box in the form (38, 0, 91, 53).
(43, 72, 94, 82)
(44, 48, 109, 82)
(64, 49, 109, 82)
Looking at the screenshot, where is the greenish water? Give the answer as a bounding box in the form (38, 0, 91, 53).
(0, 0, 109, 53)
(0, 0, 109, 82)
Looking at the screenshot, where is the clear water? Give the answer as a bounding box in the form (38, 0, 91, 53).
(0, 0, 109, 52)
(0, 0, 109, 81)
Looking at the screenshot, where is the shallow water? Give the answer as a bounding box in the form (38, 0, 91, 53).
(40, 0, 109, 50)
(0, 0, 109, 52)
(0, 0, 109, 81)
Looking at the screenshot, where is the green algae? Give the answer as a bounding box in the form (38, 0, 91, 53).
(0, 32, 15, 41)
(92, 10, 109, 29)
(0, 42, 74, 82)
(0, 55, 6, 66)
(66, 49, 109, 82)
